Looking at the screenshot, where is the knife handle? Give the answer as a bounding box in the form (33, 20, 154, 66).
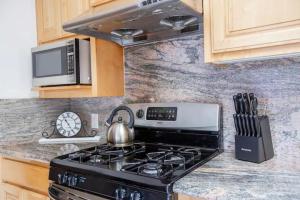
(237, 114, 244, 136)
(253, 115, 261, 137)
(233, 114, 240, 135)
(239, 97, 245, 114)
(252, 97, 258, 115)
(243, 93, 250, 114)
(241, 114, 247, 136)
(249, 93, 255, 101)
(233, 95, 240, 114)
(245, 115, 251, 136)
(249, 115, 256, 137)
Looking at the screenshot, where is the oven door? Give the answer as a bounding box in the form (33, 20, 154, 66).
(32, 40, 77, 87)
(49, 184, 109, 200)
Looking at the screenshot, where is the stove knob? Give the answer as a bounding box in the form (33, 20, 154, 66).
(130, 191, 143, 200)
(67, 176, 72, 186)
(115, 188, 127, 199)
(57, 173, 62, 184)
(71, 176, 78, 187)
(136, 109, 144, 119)
(62, 173, 68, 184)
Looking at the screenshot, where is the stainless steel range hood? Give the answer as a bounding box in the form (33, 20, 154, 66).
(63, 0, 203, 47)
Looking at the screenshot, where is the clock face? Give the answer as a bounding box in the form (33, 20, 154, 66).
(56, 112, 82, 137)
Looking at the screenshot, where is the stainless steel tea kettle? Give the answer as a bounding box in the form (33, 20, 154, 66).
(105, 106, 135, 147)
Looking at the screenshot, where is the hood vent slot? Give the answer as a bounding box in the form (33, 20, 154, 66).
(160, 15, 198, 31)
(111, 29, 144, 39)
(181, 24, 200, 33)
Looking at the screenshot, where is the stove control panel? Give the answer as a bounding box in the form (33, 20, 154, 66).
(50, 167, 172, 200)
(146, 107, 177, 121)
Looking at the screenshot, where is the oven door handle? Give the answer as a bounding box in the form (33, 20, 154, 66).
(48, 187, 62, 200)
(49, 186, 75, 200)
(49, 185, 99, 200)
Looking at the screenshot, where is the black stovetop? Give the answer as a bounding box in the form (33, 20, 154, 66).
(54, 143, 217, 181)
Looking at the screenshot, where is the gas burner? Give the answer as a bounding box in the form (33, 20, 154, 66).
(138, 163, 172, 178)
(177, 147, 202, 156)
(141, 163, 162, 175)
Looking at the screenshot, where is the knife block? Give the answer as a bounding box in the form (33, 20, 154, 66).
(235, 116, 274, 163)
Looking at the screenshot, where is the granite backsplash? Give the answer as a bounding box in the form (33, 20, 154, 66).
(71, 36, 300, 162)
(1, 36, 300, 163)
(0, 99, 69, 145)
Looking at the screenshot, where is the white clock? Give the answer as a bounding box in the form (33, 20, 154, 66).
(56, 112, 82, 137)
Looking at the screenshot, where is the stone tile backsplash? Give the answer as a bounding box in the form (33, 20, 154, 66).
(71, 36, 300, 161)
(0, 99, 69, 145)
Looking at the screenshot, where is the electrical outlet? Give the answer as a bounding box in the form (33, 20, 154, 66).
(91, 113, 99, 129)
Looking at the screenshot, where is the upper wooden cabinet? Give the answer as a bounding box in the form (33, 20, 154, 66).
(204, 0, 300, 62)
(61, 0, 90, 37)
(36, 0, 91, 44)
(36, 0, 62, 43)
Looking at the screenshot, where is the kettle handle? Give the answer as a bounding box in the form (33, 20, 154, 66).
(106, 106, 135, 128)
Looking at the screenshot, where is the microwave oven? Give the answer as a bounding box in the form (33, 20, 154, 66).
(32, 39, 91, 87)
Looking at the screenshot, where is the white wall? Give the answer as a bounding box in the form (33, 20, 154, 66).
(0, 0, 38, 98)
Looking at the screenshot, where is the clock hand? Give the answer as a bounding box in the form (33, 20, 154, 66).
(64, 119, 72, 128)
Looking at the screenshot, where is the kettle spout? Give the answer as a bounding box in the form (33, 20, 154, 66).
(105, 121, 110, 127)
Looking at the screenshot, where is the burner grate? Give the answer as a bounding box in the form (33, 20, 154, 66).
(64, 143, 205, 179)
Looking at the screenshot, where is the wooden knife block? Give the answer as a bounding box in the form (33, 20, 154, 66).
(235, 116, 274, 163)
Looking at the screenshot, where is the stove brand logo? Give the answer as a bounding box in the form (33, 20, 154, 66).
(241, 148, 252, 152)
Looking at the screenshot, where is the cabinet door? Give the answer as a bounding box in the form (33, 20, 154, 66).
(208, 0, 300, 53)
(36, 0, 62, 43)
(61, 0, 91, 37)
(22, 190, 49, 200)
(204, 0, 300, 62)
(90, 0, 114, 7)
(0, 183, 22, 200)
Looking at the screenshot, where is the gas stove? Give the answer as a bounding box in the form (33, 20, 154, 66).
(49, 103, 223, 200)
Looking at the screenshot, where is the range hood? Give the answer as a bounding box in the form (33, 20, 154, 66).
(63, 0, 203, 47)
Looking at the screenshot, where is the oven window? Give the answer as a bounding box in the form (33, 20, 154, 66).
(35, 49, 62, 77)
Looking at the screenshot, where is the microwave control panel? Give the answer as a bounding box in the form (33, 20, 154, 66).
(67, 43, 75, 74)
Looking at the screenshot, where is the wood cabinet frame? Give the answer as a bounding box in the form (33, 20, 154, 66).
(204, 0, 300, 63)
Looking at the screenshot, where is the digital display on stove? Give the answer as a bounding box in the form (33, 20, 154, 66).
(146, 107, 177, 121)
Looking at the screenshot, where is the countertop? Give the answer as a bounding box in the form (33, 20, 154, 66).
(0, 143, 299, 200)
(0, 142, 96, 164)
(173, 152, 300, 200)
